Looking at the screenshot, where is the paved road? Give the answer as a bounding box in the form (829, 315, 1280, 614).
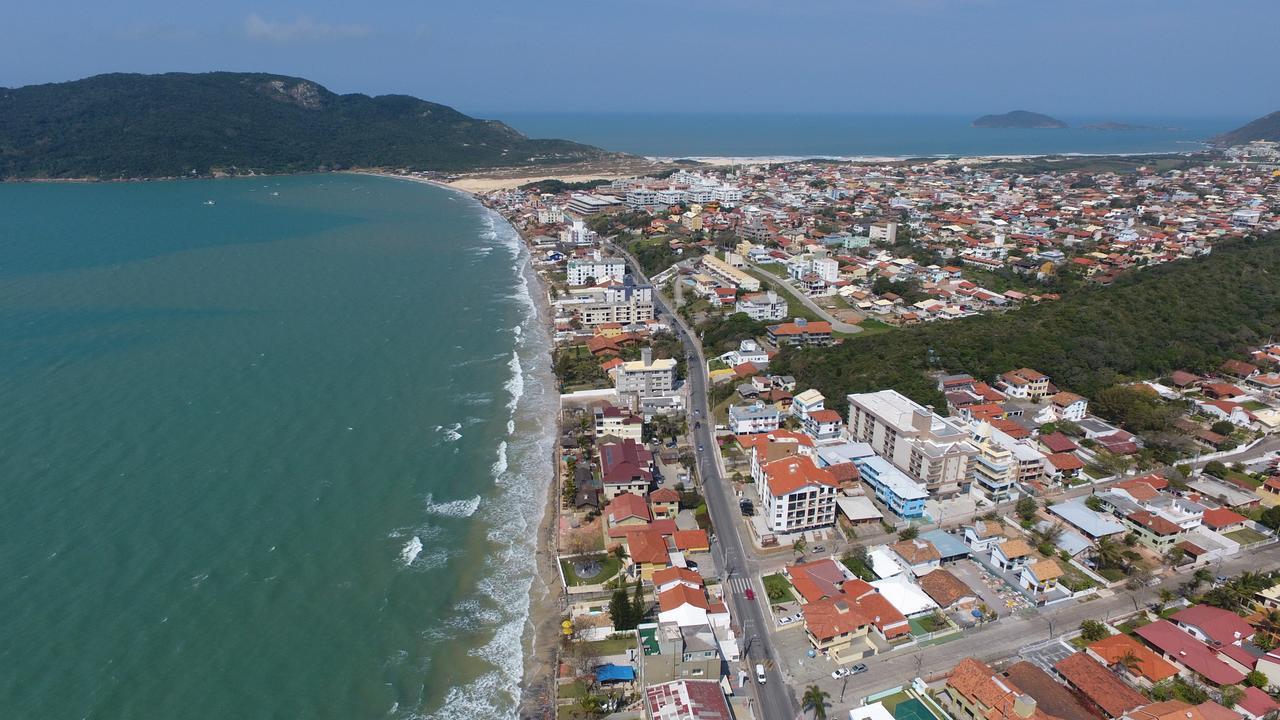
(744, 262, 863, 334)
(613, 243, 799, 720)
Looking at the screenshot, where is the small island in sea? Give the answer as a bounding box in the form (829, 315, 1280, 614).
(1080, 121, 1178, 131)
(971, 110, 1067, 129)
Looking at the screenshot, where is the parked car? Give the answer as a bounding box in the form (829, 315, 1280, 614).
(851, 663, 868, 675)
(831, 667, 851, 680)
(755, 664, 767, 684)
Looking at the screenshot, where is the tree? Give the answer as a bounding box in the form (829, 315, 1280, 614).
(1211, 420, 1236, 436)
(802, 685, 832, 720)
(1084, 494, 1106, 512)
(632, 579, 646, 626)
(1204, 460, 1228, 479)
(1016, 496, 1038, 522)
(1118, 650, 1142, 674)
(793, 536, 808, 556)
(609, 589, 636, 631)
(1261, 506, 1280, 531)
(1246, 670, 1270, 689)
(1220, 684, 1244, 709)
(1079, 619, 1110, 643)
(898, 526, 919, 541)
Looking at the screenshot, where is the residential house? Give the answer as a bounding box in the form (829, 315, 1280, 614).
(991, 539, 1034, 572)
(918, 569, 979, 610)
(1086, 633, 1179, 688)
(998, 368, 1051, 400)
(767, 318, 834, 347)
(1054, 652, 1149, 719)
(889, 539, 942, 577)
(600, 439, 654, 500)
(942, 657, 1056, 720)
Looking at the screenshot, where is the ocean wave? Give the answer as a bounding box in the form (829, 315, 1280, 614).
(491, 440, 508, 479)
(504, 352, 524, 413)
(423, 493, 481, 518)
(400, 536, 423, 566)
(433, 422, 463, 442)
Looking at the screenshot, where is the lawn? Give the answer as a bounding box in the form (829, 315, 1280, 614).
(1118, 615, 1152, 635)
(840, 553, 876, 581)
(580, 635, 637, 657)
(763, 573, 795, 603)
(1056, 561, 1097, 592)
(756, 262, 790, 278)
(560, 554, 622, 587)
(1225, 470, 1262, 488)
(1243, 400, 1269, 411)
(1225, 527, 1270, 545)
(557, 680, 588, 699)
(1098, 567, 1126, 582)
(745, 269, 824, 323)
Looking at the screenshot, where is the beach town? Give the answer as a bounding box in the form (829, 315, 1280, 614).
(395, 144, 1280, 720)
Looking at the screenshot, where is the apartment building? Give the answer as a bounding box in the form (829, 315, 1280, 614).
(594, 404, 644, 441)
(998, 368, 1051, 400)
(734, 290, 787, 321)
(846, 390, 977, 495)
(761, 455, 839, 534)
(701, 254, 761, 292)
(576, 280, 655, 327)
(869, 221, 897, 245)
(728, 402, 782, 435)
(567, 193, 622, 216)
(566, 256, 626, 286)
(616, 348, 678, 400)
(767, 318, 834, 347)
(855, 455, 928, 518)
(968, 421, 1018, 503)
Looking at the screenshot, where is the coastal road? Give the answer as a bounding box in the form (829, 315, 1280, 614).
(612, 242, 800, 720)
(744, 262, 863, 334)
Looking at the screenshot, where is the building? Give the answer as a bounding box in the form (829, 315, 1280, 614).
(728, 402, 782, 434)
(1054, 652, 1149, 718)
(869, 221, 898, 245)
(735, 290, 787, 321)
(567, 193, 622, 216)
(767, 318, 834, 347)
(998, 368, 1051, 400)
(576, 280, 656, 327)
(616, 348, 678, 401)
(968, 421, 1018, 503)
(701, 254, 761, 292)
(804, 409, 844, 441)
(644, 680, 732, 720)
(942, 657, 1055, 720)
(846, 389, 978, 495)
(567, 256, 626, 286)
(761, 455, 839, 534)
(599, 439, 654, 499)
(855, 455, 928, 518)
(595, 404, 644, 441)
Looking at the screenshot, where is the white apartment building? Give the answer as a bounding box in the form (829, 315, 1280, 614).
(567, 193, 622, 216)
(577, 281, 655, 327)
(728, 402, 782, 435)
(761, 455, 839, 534)
(869, 222, 898, 244)
(713, 186, 743, 207)
(734, 290, 787, 321)
(536, 205, 563, 225)
(967, 421, 1017, 504)
(813, 257, 840, 284)
(566, 256, 626, 286)
(791, 389, 825, 420)
(616, 348, 678, 400)
(701, 255, 761, 292)
(846, 390, 977, 496)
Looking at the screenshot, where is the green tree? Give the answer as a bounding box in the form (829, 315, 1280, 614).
(1245, 670, 1269, 689)
(1084, 495, 1105, 512)
(1204, 461, 1228, 479)
(609, 589, 635, 631)
(1220, 684, 1244, 709)
(632, 579, 646, 626)
(1211, 420, 1236, 436)
(802, 685, 832, 720)
(898, 526, 919, 542)
(1260, 506, 1280, 531)
(1079, 619, 1110, 642)
(1016, 496, 1038, 522)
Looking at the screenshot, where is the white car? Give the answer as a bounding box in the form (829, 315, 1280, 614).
(831, 667, 850, 680)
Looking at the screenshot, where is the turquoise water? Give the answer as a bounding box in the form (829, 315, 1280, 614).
(497, 112, 1247, 158)
(0, 174, 556, 719)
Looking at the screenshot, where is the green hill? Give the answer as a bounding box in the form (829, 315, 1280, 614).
(0, 72, 609, 179)
(1211, 111, 1280, 146)
(773, 233, 1280, 415)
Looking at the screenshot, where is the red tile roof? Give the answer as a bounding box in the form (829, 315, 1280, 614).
(1088, 633, 1179, 683)
(1054, 652, 1148, 717)
(1135, 620, 1246, 686)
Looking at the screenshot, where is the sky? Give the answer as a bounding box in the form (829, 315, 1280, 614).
(3, 0, 1276, 119)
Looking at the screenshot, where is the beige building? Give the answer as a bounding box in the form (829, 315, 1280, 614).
(846, 390, 977, 496)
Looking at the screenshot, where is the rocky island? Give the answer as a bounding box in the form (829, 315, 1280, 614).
(971, 110, 1067, 129)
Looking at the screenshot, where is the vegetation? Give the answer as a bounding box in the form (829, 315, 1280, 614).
(763, 573, 794, 603)
(774, 235, 1280, 416)
(554, 345, 608, 391)
(627, 237, 692, 276)
(802, 685, 832, 720)
(1211, 110, 1280, 146)
(608, 579, 646, 630)
(0, 72, 606, 178)
(841, 548, 876, 581)
(897, 526, 919, 541)
(1015, 497, 1039, 523)
(519, 178, 611, 194)
(1079, 619, 1110, 642)
(697, 313, 770, 355)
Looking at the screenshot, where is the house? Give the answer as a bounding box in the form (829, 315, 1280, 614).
(605, 492, 652, 528)
(855, 455, 928, 518)
(889, 539, 941, 577)
(1124, 511, 1185, 553)
(964, 520, 1011, 553)
(791, 388, 825, 419)
(650, 487, 681, 520)
(918, 569, 979, 610)
(657, 583, 712, 627)
(1020, 559, 1064, 595)
(624, 529, 671, 581)
(767, 318, 834, 347)
(1048, 391, 1089, 422)
(1201, 507, 1248, 533)
(1087, 632, 1179, 687)
(1170, 604, 1255, 647)
(1054, 652, 1149, 718)
(803, 409, 844, 441)
(1038, 432, 1079, 454)
(652, 567, 704, 594)
(1002, 661, 1100, 720)
(786, 558, 852, 603)
(998, 368, 1051, 400)
(728, 402, 782, 434)
(1135, 620, 1247, 686)
(599, 439, 654, 499)
(1124, 700, 1242, 720)
(801, 597, 876, 663)
(644, 679, 732, 720)
(594, 404, 644, 441)
(673, 529, 710, 553)
(1050, 499, 1128, 540)
(942, 657, 1056, 720)
(991, 538, 1034, 571)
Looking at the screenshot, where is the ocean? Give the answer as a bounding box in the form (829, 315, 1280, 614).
(0, 174, 556, 719)
(495, 112, 1249, 159)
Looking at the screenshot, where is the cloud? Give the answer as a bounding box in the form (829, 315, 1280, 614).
(244, 14, 372, 43)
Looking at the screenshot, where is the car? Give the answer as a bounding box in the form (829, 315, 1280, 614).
(812, 545, 825, 553)
(697, 444, 704, 452)
(744, 587, 755, 600)
(694, 421, 701, 429)
(831, 667, 850, 680)
(755, 664, 767, 684)
(851, 663, 868, 675)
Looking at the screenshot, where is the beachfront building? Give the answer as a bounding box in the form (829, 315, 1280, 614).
(846, 390, 977, 496)
(855, 455, 928, 518)
(760, 455, 839, 534)
(566, 256, 626, 286)
(575, 279, 655, 327)
(594, 404, 644, 441)
(734, 290, 787, 321)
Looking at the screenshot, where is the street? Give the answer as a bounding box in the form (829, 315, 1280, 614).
(613, 243, 799, 720)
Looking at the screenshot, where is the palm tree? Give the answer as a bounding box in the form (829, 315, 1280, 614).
(1157, 588, 1176, 610)
(1188, 567, 1213, 593)
(1118, 650, 1142, 674)
(1030, 522, 1065, 549)
(802, 684, 832, 720)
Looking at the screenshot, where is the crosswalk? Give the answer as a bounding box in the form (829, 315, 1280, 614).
(727, 575, 754, 595)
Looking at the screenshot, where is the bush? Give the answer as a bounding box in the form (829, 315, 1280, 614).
(1080, 620, 1110, 642)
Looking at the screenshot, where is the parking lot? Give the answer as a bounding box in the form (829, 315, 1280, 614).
(946, 559, 1030, 614)
(1014, 637, 1077, 674)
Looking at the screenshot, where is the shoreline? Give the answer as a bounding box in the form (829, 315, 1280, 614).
(371, 170, 565, 717)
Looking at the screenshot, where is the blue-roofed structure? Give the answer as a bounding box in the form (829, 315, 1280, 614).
(1035, 520, 1092, 557)
(919, 529, 971, 562)
(594, 664, 636, 683)
(1049, 498, 1126, 539)
(855, 455, 927, 518)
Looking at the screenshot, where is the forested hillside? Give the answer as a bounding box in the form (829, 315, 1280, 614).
(0, 72, 607, 179)
(775, 233, 1280, 414)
